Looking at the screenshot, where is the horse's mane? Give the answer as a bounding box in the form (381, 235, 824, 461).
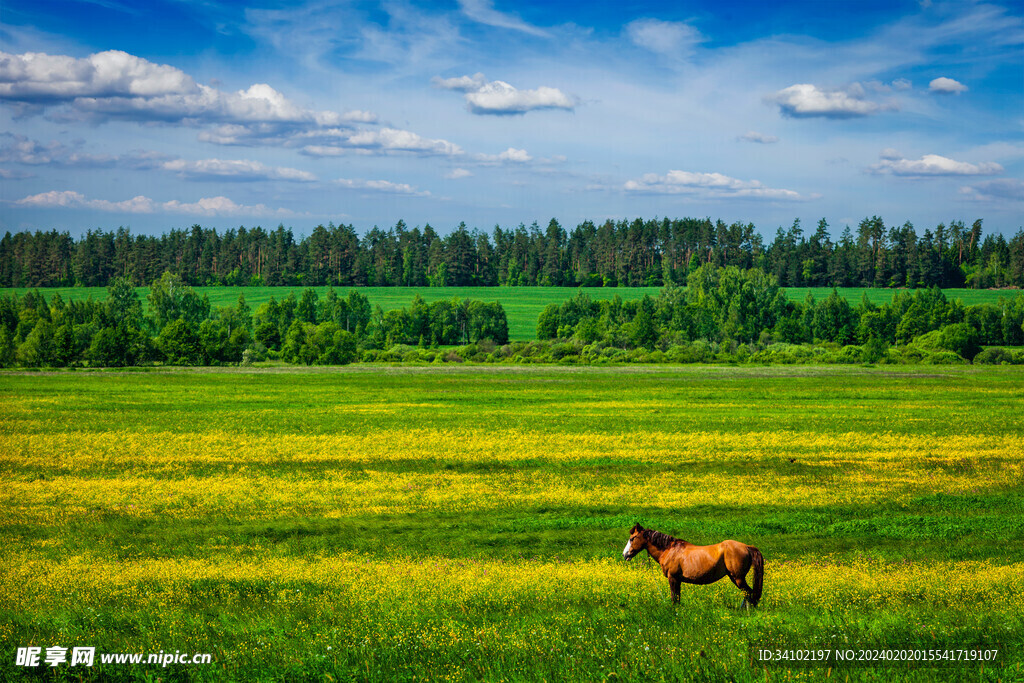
(642, 528, 686, 550)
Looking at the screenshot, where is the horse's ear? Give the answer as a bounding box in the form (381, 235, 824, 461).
(630, 522, 642, 533)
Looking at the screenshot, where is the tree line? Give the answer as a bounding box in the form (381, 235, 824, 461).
(0, 272, 508, 368)
(536, 264, 1024, 364)
(3, 216, 1023, 290)
(3, 265, 1023, 369)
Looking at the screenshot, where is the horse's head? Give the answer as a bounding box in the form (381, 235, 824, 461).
(622, 523, 645, 561)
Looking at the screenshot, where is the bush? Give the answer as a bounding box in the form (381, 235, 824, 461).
(549, 341, 579, 360)
(910, 323, 981, 361)
(973, 347, 1021, 365)
(750, 343, 816, 365)
(922, 351, 967, 365)
(834, 345, 863, 364)
(898, 346, 965, 365)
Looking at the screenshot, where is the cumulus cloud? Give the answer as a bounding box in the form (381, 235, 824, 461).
(161, 158, 317, 182)
(300, 127, 463, 157)
(625, 18, 704, 59)
(334, 178, 430, 196)
(0, 50, 451, 156)
(474, 147, 533, 163)
(959, 179, 1024, 202)
(465, 81, 574, 115)
(929, 77, 968, 94)
(868, 151, 1002, 177)
(13, 189, 296, 216)
(344, 128, 463, 155)
(456, 0, 549, 37)
(767, 83, 889, 118)
(738, 131, 779, 144)
(445, 168, 472, 179)
(434, 73, 574, 115)
(624, 170, 809, 200)
(0, 49, 194, 102)
(200, 122, 463, 155)
(67, 81, 348, 130)
(0, 51, 346, 128)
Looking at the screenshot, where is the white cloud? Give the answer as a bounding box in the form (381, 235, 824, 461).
(334, 178, 430, 196)
(0, 49, 194, 101)
(445, 168, 472, 179)
(300, 127, 463, 157)
(342, 110, 379, 123)
(163, 195, 297, 217)
(344, 128, 463, 155)
(0, 50, 348, 129)
(929, 77, 968, 94)
(625, 19, 704, 59)
(767, 83, 888, 118)
(0, 50, 433, 156)
(624, 170, 809, 200)
(466, 81, 574, 115)
(0, 168, 33, 179)
(499, 147, 532, 162)
(67, 81, 346, 128)
(959, 179, 1024, 202)
(434, 72, 575, 115)
(868, 152, 1002, 177)
(738, 131, 779, 144)
(161, 158, 317, 182)
(432, 73, 487, 92)
(13, 189, 296, 216)
(456, 0, 549, 37)
(475, 147, 532, 163)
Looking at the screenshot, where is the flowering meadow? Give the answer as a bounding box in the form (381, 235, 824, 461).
(1, 365, 1022, 681)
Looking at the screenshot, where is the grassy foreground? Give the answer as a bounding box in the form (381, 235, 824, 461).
(3, 285, 1016, 341)
(1, 365, 1023, 681)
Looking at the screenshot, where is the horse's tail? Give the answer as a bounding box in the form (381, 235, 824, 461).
(749, 546, 764, 607)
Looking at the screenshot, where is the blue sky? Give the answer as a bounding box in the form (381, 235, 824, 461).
(1, 0, 1022, 238)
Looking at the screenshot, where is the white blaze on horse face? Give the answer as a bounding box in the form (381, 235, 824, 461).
(622, 538, 632, 560)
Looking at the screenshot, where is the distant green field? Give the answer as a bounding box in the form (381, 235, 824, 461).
(3, 285, 1019, 340)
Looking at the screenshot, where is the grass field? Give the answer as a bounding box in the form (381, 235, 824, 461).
(1, 365, 1022, 681)
(3, 285, 1019, 341)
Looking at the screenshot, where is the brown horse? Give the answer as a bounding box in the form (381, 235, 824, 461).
(622, 523, 764, 608)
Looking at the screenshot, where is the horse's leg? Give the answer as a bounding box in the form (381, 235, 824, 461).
(725, 545, 755, 609)
(668, 575, 681, 604)
(730, 574, 754, 609)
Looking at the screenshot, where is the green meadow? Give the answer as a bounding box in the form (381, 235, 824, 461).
(1, 365, 1022, 681)
(2, 285, 1018, 341)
